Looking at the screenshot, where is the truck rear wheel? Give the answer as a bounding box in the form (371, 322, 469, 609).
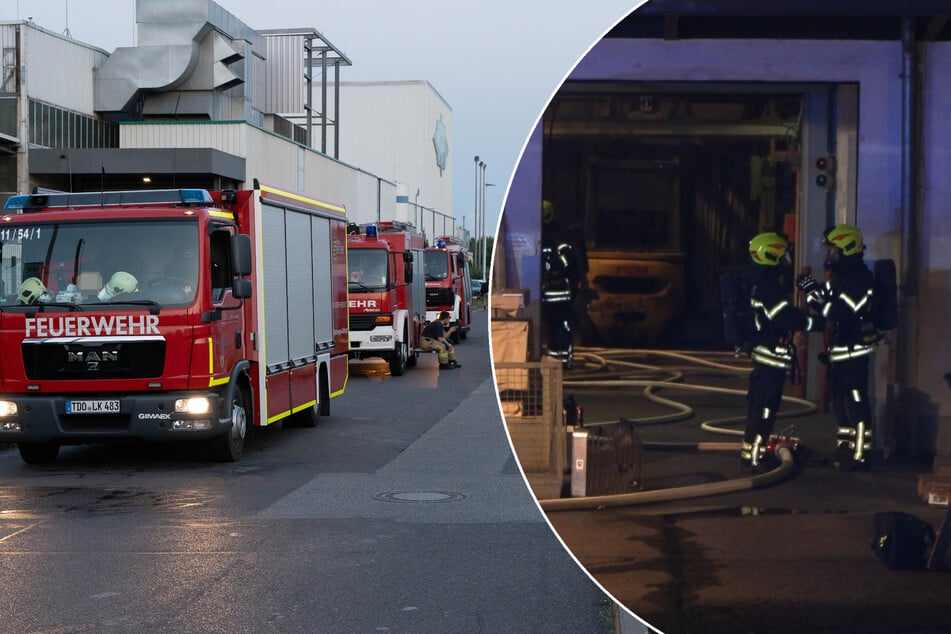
(389, 338, 408, 376)
(18, 442, 60, 464)
(210, 387, 247, 462)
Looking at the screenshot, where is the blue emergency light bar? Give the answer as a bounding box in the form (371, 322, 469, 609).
(3, 188, 214, 211)
(365, 225, 378, 238)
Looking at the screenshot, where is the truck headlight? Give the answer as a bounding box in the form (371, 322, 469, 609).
(175, 397, 211, 414)
(0, 401, 18, 417)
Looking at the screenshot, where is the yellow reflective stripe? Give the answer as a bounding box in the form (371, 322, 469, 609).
(206, 337, 230, 387)
(751, 348, 790, 369)
(209, 210, 235, 220)
(267, 410, 293, 424)
(331, 387, 345, 398)
(838, 289, 871, 313)
(854, 423, 866, 460)
(291, 399, 317, 414)
(765, 299, 789, 320)
(260, 184, 346, 214)
(751, 297, 788, 320)
(828, 345, 874, 361)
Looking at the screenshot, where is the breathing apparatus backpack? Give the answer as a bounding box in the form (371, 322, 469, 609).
(869, 258, 898, 331)
(860, 259, 898, 344)
(719, 270, 755, 353)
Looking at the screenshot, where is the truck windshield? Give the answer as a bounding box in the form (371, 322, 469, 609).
(348, 248, 388, 291)
(424, 250, 449, 280)
(0, 219, 199, 310)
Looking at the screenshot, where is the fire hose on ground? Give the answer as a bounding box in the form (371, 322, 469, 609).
(538, 347, 814, 512)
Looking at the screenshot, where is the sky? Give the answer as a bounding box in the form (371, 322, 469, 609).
(1, 0, 646, 236)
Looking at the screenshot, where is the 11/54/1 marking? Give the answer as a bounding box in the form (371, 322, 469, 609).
(0, 226, 41, 241)
(66, 400, 120, 414)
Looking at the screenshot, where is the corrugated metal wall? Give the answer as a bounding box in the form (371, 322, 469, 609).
(20, 25, 108, 115)
(264, 34, 305, 115)
(121, 121, 249, 156)
(262, 201, 290, 368)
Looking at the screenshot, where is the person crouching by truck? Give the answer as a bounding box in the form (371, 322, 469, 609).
(421, 311, 462, 370)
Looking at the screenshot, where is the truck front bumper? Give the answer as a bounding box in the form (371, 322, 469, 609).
(0, 392, 231, 444)
(348, 328, 397, 357)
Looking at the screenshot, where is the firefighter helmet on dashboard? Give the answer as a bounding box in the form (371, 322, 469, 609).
(823, 224, 864, 256)
(749, 232, 790, 266)
(18, 277, 47, 305)
(99, 271, 138, 300)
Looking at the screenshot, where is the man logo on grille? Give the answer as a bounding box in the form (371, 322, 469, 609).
(67, 350, 118, 371)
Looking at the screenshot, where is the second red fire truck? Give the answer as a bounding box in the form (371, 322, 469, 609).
(346, 221, 426, 375)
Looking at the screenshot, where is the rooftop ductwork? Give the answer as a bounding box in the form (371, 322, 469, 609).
(94, 0, 251, 115)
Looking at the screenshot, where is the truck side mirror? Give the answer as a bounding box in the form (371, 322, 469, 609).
(405, 267, 413, 284)
(231, 234, 252, 276)
(232, 278, 252, 299)
(403, 251, 414, 263)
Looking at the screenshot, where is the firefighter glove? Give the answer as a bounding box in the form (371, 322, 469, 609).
(796, 274, 818, 294)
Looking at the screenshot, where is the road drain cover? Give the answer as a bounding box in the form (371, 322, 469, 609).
(373, 490, 468, 503)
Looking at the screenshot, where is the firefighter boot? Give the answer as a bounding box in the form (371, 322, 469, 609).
(832, 442, 868, 472)
(740, 435, 768, 474)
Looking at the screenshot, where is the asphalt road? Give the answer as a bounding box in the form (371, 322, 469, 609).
(0, 308, 615, 633)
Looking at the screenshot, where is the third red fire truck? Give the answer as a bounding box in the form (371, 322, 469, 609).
(423, 236, 473, 344)
(346, 221, 426, 375)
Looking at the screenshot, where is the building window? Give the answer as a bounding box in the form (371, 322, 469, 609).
(28, 100, 118, 149)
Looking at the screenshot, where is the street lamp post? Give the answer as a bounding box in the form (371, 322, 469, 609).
(478, 161, 485, 275)
(473, 155, 480, 265)
(483, 180, 495, 279)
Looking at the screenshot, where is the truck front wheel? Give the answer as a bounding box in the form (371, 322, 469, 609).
(389, 337, 408, 376)
(210, 387, 248, 462)
(19, 441, 60, 464)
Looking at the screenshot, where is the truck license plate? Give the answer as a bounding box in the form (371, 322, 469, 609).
(66, 400, 121, 414)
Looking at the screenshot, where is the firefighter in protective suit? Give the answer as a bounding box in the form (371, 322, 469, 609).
(742, 232, 821, 471)
(540, 200, 581, 367)
(797, 224, 875, 471)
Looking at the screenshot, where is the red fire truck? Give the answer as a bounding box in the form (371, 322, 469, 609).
(423, 236, 472, 344)
(0, 181, 349, 464)
(346, 221, 426, 376)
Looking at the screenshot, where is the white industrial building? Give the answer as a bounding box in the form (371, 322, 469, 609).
(330, 81, 454, 239)
(0, 0, 455, 241)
